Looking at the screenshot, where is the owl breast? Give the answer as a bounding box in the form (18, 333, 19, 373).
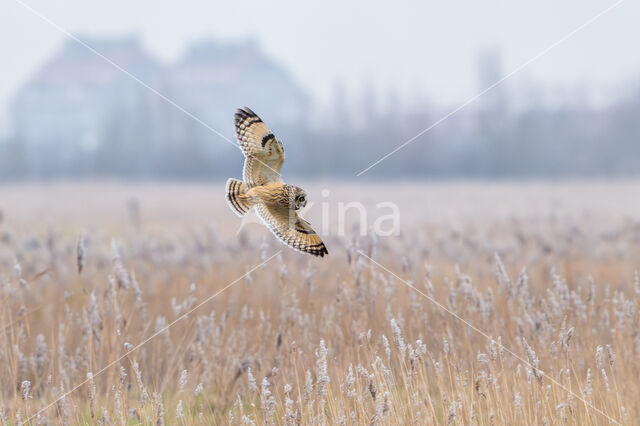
(248, 183, 293, 208)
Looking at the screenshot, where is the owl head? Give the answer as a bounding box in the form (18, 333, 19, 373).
(290, 186, 307, 210)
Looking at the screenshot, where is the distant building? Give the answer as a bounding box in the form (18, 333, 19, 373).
(9, 36, 310, 177)
(164, 39, 310, 177)
(169, 39, 309, 133)
(11, 36, 162, 176)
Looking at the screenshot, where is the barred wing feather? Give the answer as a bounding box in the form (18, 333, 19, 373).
(234, 107, 285, 187)
(255, 204, 328, 257)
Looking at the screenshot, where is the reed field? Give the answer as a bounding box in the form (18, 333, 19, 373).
(1, 181, 640, 425)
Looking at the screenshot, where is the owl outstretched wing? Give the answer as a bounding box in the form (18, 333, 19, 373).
(255, 204, 328, 257)
(234, 108, 285, 187)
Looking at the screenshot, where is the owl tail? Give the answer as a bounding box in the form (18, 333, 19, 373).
(225, 178, 252, 216)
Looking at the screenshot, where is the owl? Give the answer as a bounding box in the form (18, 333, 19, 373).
(225, 107, 329, 257)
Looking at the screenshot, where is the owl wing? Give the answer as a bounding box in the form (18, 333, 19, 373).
(255, 204, 328, 257)
(234, 107, 285, 187)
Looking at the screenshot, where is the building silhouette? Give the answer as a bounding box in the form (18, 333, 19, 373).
(7, 36, 309, 178)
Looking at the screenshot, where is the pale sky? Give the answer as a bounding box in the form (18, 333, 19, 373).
(1, 0, 639, 134)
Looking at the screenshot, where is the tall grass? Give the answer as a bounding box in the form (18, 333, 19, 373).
(0, 182, 639, 425)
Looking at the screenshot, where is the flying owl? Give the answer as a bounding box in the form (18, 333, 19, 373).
(225, 107, 328, 257)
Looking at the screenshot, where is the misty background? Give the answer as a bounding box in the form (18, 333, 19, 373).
(1, 0, 639, 180)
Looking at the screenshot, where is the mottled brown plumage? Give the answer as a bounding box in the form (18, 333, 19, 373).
(225, 108, 328, 257)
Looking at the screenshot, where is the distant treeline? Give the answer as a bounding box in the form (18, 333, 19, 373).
(1, 38, 640, 180)
(0, 38, 640, 179)
(3, 90, 640, 180)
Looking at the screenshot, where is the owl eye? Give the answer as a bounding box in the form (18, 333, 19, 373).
(299, 196, 305, 203)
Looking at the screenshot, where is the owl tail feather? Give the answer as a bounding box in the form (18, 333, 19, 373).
(225, 178, 252, 216)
